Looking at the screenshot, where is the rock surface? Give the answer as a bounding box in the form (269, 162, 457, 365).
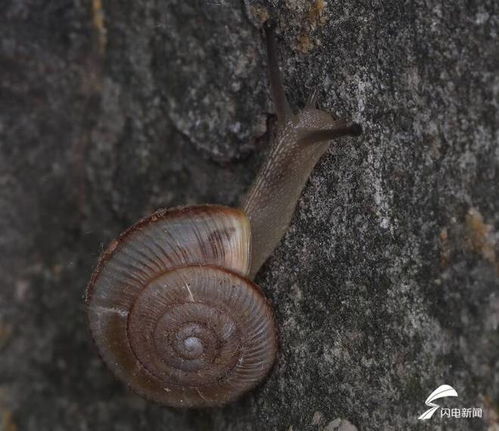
(0, 0, 498, 430)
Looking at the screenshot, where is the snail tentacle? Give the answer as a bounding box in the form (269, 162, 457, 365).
(264, 20, 292, 123)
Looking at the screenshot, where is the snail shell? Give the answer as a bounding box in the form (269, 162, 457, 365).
(86, 205, 278, 407)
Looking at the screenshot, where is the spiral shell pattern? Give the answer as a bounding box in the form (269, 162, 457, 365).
(86, 205, 277, 407)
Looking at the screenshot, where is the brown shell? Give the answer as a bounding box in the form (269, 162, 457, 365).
(86, 205, 277, 407)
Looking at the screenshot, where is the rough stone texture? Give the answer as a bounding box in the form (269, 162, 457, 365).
(0, 0, 498, 430)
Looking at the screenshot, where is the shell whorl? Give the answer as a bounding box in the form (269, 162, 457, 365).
(86, 205, 277, 407)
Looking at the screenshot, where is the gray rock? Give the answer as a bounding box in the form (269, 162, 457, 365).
(0, 0, 497, 430)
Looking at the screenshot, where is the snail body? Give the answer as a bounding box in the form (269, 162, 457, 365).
(86, 23, 361, 407)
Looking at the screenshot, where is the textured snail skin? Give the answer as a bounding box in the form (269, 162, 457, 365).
(242, 23, 361, 278)
(86, 22, 361, 408)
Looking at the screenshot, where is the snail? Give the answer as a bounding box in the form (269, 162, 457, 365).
(86, 22, 362, 408)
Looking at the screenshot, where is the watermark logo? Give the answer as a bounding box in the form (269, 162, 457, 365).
(418, 385, 458, 420)
(418, 384, 483, 420)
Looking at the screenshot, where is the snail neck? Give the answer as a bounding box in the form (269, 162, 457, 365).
(242, 110, 358, 279)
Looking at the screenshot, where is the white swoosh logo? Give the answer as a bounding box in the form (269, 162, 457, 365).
(418, 384, 458, 420)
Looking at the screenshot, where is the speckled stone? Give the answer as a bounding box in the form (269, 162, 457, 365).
(0, 0, 497, 430)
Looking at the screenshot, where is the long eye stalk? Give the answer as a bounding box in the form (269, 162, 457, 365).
(264, 21, 292, 122)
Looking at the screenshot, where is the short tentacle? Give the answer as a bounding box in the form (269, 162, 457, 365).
(305, 87, 320, 109)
